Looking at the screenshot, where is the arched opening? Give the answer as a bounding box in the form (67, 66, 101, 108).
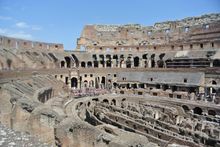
(113, 55, 118, 67)
(111, 99, 116, 106)
(89, 80, 94, 87)
(113, 82, 117, 88)
(64, 56, 71, 68)
(171, 86, 177, 92)
(61, 60, 65, 68)
(94, 60, 98, 68)
(126, 58, 131, 68)
(101, 77, 106, 88)
(103, 99, 109, 104)
(87, 61, 92, 68)
(72, 54, 79, 67)
(81, 62, 86, 68)
(131, 83, 137, 89)
(213, 59, 220, 67)
(71, 77, 78, 88)
(99, 54, 105, 67)
(208, 110, 216, 116)
(84, 80, 88, 88)
(193, 107, 203, 115)
(134, 56, 139, 67)
(157, 60, 164, 68)
(142, 54, 148, 59)
(162, 84, 168, 91)
(182, 105, 190, 113)
(156, 84, 160, 89)
(106, 60, 111, 67)
(212, 80, 217, 85)
(106, 54, 111, 67)
(151, 54, 155, 68)
(95, 77, 100, 88)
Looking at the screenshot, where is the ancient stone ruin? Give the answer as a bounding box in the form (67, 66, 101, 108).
(0, 13, 220, 147)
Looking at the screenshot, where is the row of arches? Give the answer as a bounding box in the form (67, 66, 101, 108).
(60, 53, 220, 69)
(70, 76, 106, 89)
(182, 105, 217, 116)
(60, 54, 79, 68)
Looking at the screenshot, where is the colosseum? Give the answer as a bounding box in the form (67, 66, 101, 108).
(0, 13, 220, 147)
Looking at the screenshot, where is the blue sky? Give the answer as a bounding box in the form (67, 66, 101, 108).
(0, 0, 220, 50)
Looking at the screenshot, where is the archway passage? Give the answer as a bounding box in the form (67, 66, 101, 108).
(208, 110, 216, 116)
(72, 54, 79, 67)
(182, 105, 190, 113)
(87, 61, 92, 68)
(64, 57, 71, 68)
(157, 60, 164, 68)
(106, 60, 111, 67)
(101, 77, 106, 88)
(94, 60, 98, 68)
(81, 62, 86, 68)
(111, 99, 116, 105)
(126, 59, 131, 68)
(213, 59, 220, 67)
(61, 61, 65, 68)
(193, 107, 203, 115)
(71, 77, 78, 88)
(134, 57, 139, 67)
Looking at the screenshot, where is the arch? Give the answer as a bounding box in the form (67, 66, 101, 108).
(71, 54, 79, 67)
(182, 105, 190, 113)
(212, 80, 217, 85)
(157, 59, 164, 68)
(208, 110, 216, 116)
(87, 101, 91, 107)
(106, 60, 111, 67)
(94, 60, 99, 68)
(89, 80, 94, 87)
(151, 54, 155, 68)
(159, 53, 165, 59)
(71, 77, 78, 88)
(103, 99, 109, 104)
(193, 107, 203, 115)
(131, 83, 137, 89)
(113, 82, 117, 88)
(101, 77, 106, 88)
(162, 84, 168, 91)
(213, 59, 220, 67)
(64, 56, 71, 68)
(106, 54, 111, 59)
(111, 99, 116, 106)
(134, 56, 139, 67)
(84, 80, 88, 88)
(126, 58, 131, 68)
(142, 54, 148, 59)
(61, 60, 65, 68)
(87, 61, 92, 68)
(95, 77, 99, 88)
(113, 55, 118, 59)
(81, 62, 86, 68)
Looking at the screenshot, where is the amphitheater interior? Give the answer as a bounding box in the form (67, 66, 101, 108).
(0, 13, 220, 147)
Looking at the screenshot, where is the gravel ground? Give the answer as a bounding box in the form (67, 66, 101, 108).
(0, 123, 51, 147)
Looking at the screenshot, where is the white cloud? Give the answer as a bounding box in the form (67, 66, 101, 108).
(0, 28, 8, 34)
(0, 28, 33, 40)
(15, 22, 42, 31)
(0, 16, 12, 20)
(15, 22, 29, 28)
(8, 31, 33, 40)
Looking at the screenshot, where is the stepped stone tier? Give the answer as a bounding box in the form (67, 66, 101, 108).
(0, 13, 220, 147)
